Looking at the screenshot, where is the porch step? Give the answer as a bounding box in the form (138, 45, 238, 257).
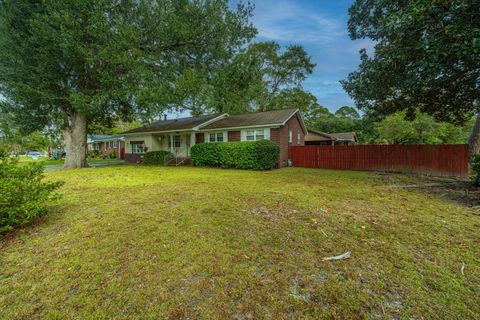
(166, 157, 191, 166)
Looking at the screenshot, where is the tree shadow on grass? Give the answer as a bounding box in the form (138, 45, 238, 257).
(386, 175, 480, 210)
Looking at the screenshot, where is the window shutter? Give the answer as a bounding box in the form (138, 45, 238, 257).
(240, 130, 246, 141)
(204, 133, 209, 143)
(264, 128, 270, 140)
(224, 131, 228, 142)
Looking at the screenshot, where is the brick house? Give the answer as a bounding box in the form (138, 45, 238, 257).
(123, 109, 307, 167)
(87, 134, 126, 159)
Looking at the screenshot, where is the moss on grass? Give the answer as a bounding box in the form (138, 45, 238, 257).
(0, 166, 478, 319)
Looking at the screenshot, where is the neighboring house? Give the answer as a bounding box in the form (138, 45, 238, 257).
(305, 129, 358, 146)
(87, 134, 125, 159)
(123, 108, 307, 167)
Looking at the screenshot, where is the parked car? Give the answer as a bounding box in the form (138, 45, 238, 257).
(26, 150, 42, 160)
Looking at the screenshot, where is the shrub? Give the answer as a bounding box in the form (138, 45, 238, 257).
(87, 150, 101, 159)
(144, 150, 172, 165)
(0, 145, 63, 234)
(191, 140, 280, 170)
(471, 154, 480, 186)
(108, 149, 116, 159)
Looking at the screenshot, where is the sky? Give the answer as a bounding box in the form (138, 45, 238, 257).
(168, 0, 373, 118)
(248, 0, 373, 113)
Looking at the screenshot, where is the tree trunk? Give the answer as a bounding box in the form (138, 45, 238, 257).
(63, 113, 88, 168)
(468, 113, 480, 154)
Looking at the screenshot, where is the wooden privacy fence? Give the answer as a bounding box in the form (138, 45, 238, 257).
(289, 144, 470, 177)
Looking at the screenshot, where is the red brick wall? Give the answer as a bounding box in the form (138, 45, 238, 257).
(228, 131, 241, 141)
(270, 114, 305, 167)
(196, 133, 204, 144)
(124, 153, 142, 163)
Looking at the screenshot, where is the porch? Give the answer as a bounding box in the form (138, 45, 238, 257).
(124, 131, 198, 163)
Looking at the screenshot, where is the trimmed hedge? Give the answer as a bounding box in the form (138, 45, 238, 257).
(191, 140, 280, 170)
(143, 150, 172, 165)
(471, 154, 480, 186)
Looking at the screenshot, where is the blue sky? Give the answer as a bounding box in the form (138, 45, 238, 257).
(248, 0, 373, 112)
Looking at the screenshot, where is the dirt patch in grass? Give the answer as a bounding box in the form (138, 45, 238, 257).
(1, 167, 479, 319)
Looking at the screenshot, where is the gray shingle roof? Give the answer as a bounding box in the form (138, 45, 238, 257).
(201, 108, 298, 130)
(89, 134, 124, 141)
(329, 132, 357, 141)
(124, 113, 223, 134)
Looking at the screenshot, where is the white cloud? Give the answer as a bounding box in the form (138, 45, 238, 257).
(253, 1, 345, 44)
(248, 0, 373, 110)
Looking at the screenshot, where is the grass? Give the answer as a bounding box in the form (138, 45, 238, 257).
(17, 156, 124, 166)
(0, 166, 479, 319)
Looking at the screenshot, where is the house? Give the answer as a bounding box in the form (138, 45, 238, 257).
(123, 108, 307, 167)
(305, 129, 358, 146)
(87, 134, 125, 159)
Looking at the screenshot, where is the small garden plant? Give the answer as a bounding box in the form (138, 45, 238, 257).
(0, 145, 63, 234)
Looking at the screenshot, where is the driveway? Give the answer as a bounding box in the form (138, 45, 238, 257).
(44, 160, 126, 170)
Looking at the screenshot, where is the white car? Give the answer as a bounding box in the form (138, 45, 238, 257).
(27, 150, 42, 160)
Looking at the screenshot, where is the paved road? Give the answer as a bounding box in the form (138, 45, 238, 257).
(44, 161, 127, 170)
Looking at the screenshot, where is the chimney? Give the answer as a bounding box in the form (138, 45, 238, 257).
(163, 114, 167, 121)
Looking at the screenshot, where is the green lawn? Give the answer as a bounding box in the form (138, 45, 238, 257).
(1, 166, 478, 319)
(17, 156, 124, 166)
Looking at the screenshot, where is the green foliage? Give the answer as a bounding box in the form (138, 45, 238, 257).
(144, 151, 172, 166)
(375, 111, 471, 144)
(196, 41, 318, 116)
(191, 140, 279, 170)
(87, 150, 101, 159)
(307, 106, 472, 145)
(471, 154, 480, 187)
(0, 0, 256, 167)
(108, 150, 116, 159)
(342, 0, 479, 125)
(0, 145, 63, 234)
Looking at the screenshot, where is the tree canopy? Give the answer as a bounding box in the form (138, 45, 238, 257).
(0, 0, 257, 167)
(341, 0, 480, 151)
(307, 106, 472, 145)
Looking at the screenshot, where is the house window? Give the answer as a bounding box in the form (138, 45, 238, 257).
(297, 133, 301, 145)
(208, 132, 224, 142)
(113, 141, 118, 148)
(288, 130, 292, 143)
(244, 129, 268, 141)
(131, 144, 144, 154)
(169, 135, 181, 148)
(255, 129, 265, 140)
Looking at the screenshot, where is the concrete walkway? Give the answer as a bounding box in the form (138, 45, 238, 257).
(44, 160, 126, 170)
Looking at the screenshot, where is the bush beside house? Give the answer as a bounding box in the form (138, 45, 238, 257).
(191, 140, 280, 170)
(471, 154, 480, 186)
(144, 151, 172, 165)
(0, 146, 63, 234)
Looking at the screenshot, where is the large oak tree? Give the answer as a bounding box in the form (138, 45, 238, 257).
(341, 0, 480, 152)
(0, 0, 255, 167)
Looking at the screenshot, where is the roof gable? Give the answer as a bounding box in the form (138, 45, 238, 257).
(201, 108, 301, 130)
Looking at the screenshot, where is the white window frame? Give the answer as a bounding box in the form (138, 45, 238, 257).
(169, 135, 181, 148)
(288, 130, 292, 143)
(297, 133, 301, 145)
(241, 128, 270, 141)
(205, 131, 228, 143)
(131, 144, 145, 154)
